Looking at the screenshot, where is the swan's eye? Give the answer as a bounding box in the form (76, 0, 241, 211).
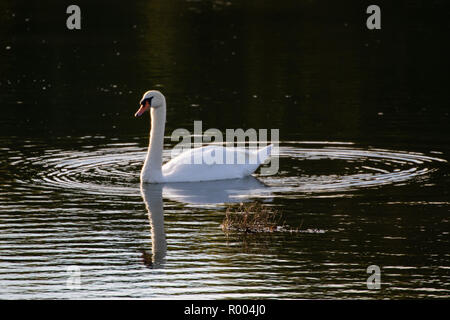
(141, 97, 153, 106)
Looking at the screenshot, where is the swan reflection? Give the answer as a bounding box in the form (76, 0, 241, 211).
(140, 183, 166, 268)
(139, 176, 271, 268)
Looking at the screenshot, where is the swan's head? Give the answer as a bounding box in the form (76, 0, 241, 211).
(135, 90, 165, 117)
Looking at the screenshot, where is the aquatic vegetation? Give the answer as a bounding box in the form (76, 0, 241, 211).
(221, 202, 295, 233)
(221, 203, 327, 235)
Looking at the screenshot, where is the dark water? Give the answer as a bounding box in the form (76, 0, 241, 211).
(0, 1, 449, 299)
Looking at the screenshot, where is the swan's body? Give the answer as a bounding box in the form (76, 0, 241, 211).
(135, 90, 273, 183)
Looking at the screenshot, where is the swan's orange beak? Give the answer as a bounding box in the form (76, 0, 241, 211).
(134, 106, 146, 117)
(135, 103, 150, 117)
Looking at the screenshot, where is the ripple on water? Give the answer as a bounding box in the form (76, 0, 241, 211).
(0, 138, 448, 299)
(263, 143, 446, 197)
(5, 140, 446, 198)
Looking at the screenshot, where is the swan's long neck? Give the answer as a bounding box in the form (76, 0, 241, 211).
(141, 102, 166, 182)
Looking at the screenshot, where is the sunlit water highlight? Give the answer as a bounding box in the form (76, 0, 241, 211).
(0, 138, 449, 299)
(7, 140, 446, 198)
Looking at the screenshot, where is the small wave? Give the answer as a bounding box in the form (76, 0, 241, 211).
(9, 140, 447, 198)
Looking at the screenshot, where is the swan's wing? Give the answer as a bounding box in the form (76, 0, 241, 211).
(161, 145, 271, 182)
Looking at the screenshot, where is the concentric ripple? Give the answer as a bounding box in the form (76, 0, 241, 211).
(8, 140, 447, 198)
(33, 143, 144, 196)
(1, 138, 449, 299)
(263, 142, 447, 197)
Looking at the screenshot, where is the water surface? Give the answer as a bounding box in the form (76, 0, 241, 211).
(0, 0, 449, 299)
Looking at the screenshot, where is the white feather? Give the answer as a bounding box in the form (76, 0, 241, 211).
(137, 90, 273, 183)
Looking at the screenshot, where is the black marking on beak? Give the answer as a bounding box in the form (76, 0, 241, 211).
(140, 96, 154, 107)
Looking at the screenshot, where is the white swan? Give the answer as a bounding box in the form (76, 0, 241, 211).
(135, 90, 273, 183)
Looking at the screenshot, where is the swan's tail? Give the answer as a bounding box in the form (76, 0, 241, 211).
(257, 144, 273, 164)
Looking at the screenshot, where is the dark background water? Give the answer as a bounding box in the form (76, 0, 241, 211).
(0, 0, 449, 299)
